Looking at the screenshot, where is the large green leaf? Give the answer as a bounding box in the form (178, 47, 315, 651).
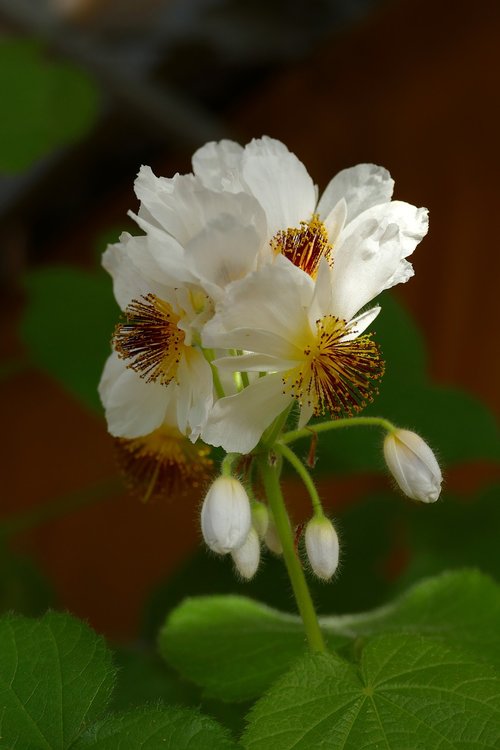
(21, 267, 118, 413)
(73, 706, 237, 749)
(242, 636, 500, 749)
(159, 570, 500, 702)
(0, 39, 99, 172)
(0, 612, 115, 749)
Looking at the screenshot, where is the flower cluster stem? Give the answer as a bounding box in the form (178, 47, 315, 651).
(258, 455, 326, 653)
(275, 442, 324, 518)
(281, 416, 396, 445)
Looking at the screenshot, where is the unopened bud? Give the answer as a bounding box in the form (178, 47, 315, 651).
(384, 429, 442, 503)
(201, 476, 251, 554)
(264, 515, 283, 555)
(305, 517, 339, 580)
(251, 501, 269, 540)
(231, 527, 260, 580)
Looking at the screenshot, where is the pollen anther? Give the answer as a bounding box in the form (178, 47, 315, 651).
(270, 214, 332, 278)
(114, 294, 185, 385)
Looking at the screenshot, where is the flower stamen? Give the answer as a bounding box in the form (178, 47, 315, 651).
(283, 315, 384, 416)
(115, 425, 213, 502)
(271, 214, 332, 278)
(114, 294, 185, 384)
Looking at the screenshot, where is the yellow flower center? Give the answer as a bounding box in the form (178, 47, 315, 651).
(115, 425, 212, 502)
(113, 294, 185, 385)
(282, 315, 384, 416)
(270, 214, 332, 278)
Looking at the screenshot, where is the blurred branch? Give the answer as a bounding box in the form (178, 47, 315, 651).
(0, 0, 231, 146)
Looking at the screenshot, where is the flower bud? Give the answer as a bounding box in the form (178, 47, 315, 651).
(383, 429, 442, 503)
(264, 515, 283, 555)
(305, 517, 339, 580)
(200, 476, 252, 554)
(251, 501, 269, 540)
(231, 527, 260, 580)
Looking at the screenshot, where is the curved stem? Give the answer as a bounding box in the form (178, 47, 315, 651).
(281, 416, 396, 445)
(258, 455, 326, 652)
(275, 442, 324, 518)
(201, 347, 225, 399)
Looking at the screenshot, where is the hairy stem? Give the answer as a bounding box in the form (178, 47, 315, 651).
(281, 416, 396, 445)
(258, 455, 326, 652)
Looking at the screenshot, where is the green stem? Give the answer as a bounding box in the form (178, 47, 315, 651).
(0, 477, 122, 538)
(275, 442, 324, 518)
(261, 403, 293, 449)
(281, 416, 396, 445)
(202, 348, 225, 399)
(258, 455, 326, 652)
(221, 453, 239, 476)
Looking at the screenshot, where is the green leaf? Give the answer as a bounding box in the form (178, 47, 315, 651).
(242, 636, 500, 749)
(73, 706, 237, 749)
(0, 39, 99, 172)
(160, 570, 500, 702)
(0, 611, 115, 749)
(21, 267, 118, 413)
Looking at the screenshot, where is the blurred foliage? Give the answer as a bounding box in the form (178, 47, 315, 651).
(21, 266, 118, 413)
(0, 543, 54, 616)
(0, 39, 99, 173)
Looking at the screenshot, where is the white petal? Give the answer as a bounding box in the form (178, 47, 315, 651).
(206, 327, 303, 362)
(323, 197, 347, 245)
(185, 219, 261, 300)
(98, 353, 169, 438)
(331, 201, 428, 320)
(214, 352, 298, 373)
(102, 238, 152, 311)
(241, 137, 316, 238)
(203, 255, 313, 347)
(192, 139, 245, 192)
(202, 373, 291, 453)
(308, 256, 334, 325)
(341, 306, 381, 342)
(298, 402, 314, 429)
(317, 164, 394, 224)
(175, 348, 213, 441)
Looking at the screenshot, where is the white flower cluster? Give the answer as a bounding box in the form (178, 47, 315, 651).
(99, 136, 429, 457)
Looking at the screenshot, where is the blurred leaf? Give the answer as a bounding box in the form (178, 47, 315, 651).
(111, 646, 197, 712)
(0, 611, 115, 749)
(73, 706, 238, 749)
(310, 294, 499, 474)
(0, 39, 99, 172)
(242, 636, 500, 750)
(159, 569, 500, 702)
(0, 543, 54, 616)
(21, 266, 118, 413)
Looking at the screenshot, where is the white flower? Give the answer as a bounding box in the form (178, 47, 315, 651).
(99, 232, 213, 442)
(384, 429, 442, 503)
(231, 527, 260, 579)
(200, 476, 252, 554)
(195, 138, 427, 453)
(305, 517, 340, 580)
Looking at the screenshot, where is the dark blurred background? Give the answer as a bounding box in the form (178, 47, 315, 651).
(1, 0, 499, 641)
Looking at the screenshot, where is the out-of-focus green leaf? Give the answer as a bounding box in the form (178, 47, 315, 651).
(73, 706, 238, 749)
(242, 636, 500, 750)
(21, 267, 118, 413)
(159, 570, 500, 702)
(0, 39, 99, 172)
(0, 543, 54, 616)
(111, 647, 197, 712)
(0, 611, 115, 749)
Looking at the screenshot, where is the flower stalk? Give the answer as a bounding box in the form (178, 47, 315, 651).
(257, 455, 326, 653)
(281, 416, 396, 445)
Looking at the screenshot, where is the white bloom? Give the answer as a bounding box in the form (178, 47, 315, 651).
(384, 429, 442, 503)
(99, 232, 213, 441)
(196, 138, 427, 453)
(231, 527, 260, 579)
(202, 256, 384, 453)
(305, 517, 340, 580)
(200, 477, 252, 554)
